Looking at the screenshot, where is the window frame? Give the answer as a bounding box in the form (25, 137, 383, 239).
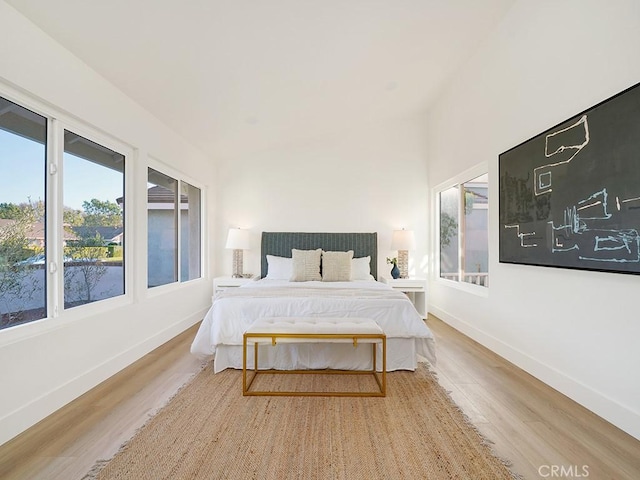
(0, 95, 49, 326)
(433, 163, 489, 296)
(0, 84, 207, 343)
(59, 124, 129, 312)
(0, 85, 135, 339)
(146, 158, 204, 294)
(180, 180, 202, 282)
(51, 117, 135, 319)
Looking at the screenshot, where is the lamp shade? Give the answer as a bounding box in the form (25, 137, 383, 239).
(225, 228, 251, 250)
(390, 229, 416, 251)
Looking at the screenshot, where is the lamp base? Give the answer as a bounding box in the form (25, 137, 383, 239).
(232, 249, 244, 278)
(397, 250, 409, 279)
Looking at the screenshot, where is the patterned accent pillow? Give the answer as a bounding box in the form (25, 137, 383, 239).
(290, 249, 322, 281)
(322, 250, 354, 282)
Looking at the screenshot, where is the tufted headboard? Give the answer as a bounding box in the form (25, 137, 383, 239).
(261, 232, 378, 280)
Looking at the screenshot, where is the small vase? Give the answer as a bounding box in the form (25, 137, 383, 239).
(391, 263, 400, 279)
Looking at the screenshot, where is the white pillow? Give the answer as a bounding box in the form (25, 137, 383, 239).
(265, 255, 293, 280)
(351, 256, 372, 280)
(290, 249, 322, 282)
(322, 250, 353, 282)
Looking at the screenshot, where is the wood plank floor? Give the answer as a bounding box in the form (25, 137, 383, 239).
(428, 316, 640, 480)
(1, 316, 639, 479)
(0, 324, 204, 480)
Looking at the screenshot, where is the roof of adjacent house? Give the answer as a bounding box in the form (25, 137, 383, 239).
(72, 226, 123, 242)
(0, 219, 77, 240)
(146, 185, 188, 204)
(116, 186, 189, 207)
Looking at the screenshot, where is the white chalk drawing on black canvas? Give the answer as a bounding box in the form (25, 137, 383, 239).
(504, 113, 640, 264)
(534, 115, 590, 196)
(499, 82, 640, 274)
(504, 224, 538, 248)
(547, 188, 640, 263)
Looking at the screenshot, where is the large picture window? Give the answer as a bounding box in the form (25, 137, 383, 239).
(63, 131, 125, 308)
(0, 97, 47, 329)
(438, 173, 489, 287)
(147, 168, 202, 288)
(0, 95, 129, 331)
(1, 93, 203, 330)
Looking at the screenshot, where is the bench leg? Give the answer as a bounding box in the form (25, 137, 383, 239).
(382, 337, 386, 395)
(372, 342, 377, 373)
(242, 335, 247, 394)
(254, 342, 259, 372)
(242, 336, 259, 395)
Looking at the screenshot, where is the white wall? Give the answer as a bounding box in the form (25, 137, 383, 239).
(427, 0, 640, 439)
(215, 115, 430, 280)
(0, 2, 215, 445)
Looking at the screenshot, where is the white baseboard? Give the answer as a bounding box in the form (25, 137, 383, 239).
(0, 308, 207, 447)
(429, 306, 640, 441)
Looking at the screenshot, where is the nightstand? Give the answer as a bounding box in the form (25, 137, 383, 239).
(380, 277, 427, 318)
(213, 276, 254, 299)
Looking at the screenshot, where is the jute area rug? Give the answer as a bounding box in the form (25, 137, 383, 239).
(85, 364, 516, 479)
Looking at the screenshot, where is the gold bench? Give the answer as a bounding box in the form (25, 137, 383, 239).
(242, 317, 386, 397)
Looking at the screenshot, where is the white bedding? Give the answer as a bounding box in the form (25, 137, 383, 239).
(190, 279, 436, 372)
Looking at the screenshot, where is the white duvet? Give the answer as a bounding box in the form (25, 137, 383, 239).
(191, 279, 436, 372)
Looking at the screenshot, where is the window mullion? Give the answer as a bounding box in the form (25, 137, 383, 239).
(46, 118, 64, 318)
(176, 181, 182, 282)
(458, 183, 466, 284)
(174, 183, 179, 282)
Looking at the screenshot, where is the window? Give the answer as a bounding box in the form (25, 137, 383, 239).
(147, 168, 178, 288)
(438, 173, 489, 287)
(147, 168, 201, 288)
(0, 94, 129, 331)
(1, 93, 204, 330)
(63, 131, 125, 308)
(0, 97, 47, 328)
(180, 181, 201, 282)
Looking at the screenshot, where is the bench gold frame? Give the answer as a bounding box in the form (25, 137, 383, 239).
(242, 332, 386, 397)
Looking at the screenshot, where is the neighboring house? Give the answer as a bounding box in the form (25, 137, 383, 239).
(146, 185, 194, 287)
(71, 226, 123, 245)
(0, 219, 77, 248)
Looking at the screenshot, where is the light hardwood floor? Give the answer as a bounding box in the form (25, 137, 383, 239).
(429, 316, 640, 480)
(1, 316, 639, 479)
(0, 324, 204, 480)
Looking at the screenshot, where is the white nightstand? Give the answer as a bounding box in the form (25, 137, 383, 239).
(213, 276, 254, 299)
(380, 277, 427, 318)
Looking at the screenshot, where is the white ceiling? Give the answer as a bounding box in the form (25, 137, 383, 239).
(6, 0, 515, 159)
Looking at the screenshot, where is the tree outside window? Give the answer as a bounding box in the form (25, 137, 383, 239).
(63, 131, 125, 309)
(0, 97, 47, 328)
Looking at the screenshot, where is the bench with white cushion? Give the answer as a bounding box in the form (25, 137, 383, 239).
(242, 317, 386, 397)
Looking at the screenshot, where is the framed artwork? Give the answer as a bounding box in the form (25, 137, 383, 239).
(499, 81, 640, 275)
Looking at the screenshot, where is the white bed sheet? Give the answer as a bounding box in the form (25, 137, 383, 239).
(190, 279, 436, 372)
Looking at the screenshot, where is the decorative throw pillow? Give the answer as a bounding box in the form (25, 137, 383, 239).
(290, 249, 322, 281)
(322, 250, 354, 282)
(351, 256, 372, 280)
(265, 255, 293, 280)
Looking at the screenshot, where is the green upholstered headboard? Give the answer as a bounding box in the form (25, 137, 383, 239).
(261, 232, 378, 280)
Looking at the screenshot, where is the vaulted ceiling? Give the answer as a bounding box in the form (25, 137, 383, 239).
(6, 0, 515, 159)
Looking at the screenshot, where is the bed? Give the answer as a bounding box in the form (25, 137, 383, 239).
(190, 232, 436, 373)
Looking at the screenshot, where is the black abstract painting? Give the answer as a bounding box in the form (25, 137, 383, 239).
(499, 82, 640, 275)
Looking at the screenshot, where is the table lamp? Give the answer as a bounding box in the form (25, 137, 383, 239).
(226, 228, 251, 278)
(391, 229, 415, 279)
